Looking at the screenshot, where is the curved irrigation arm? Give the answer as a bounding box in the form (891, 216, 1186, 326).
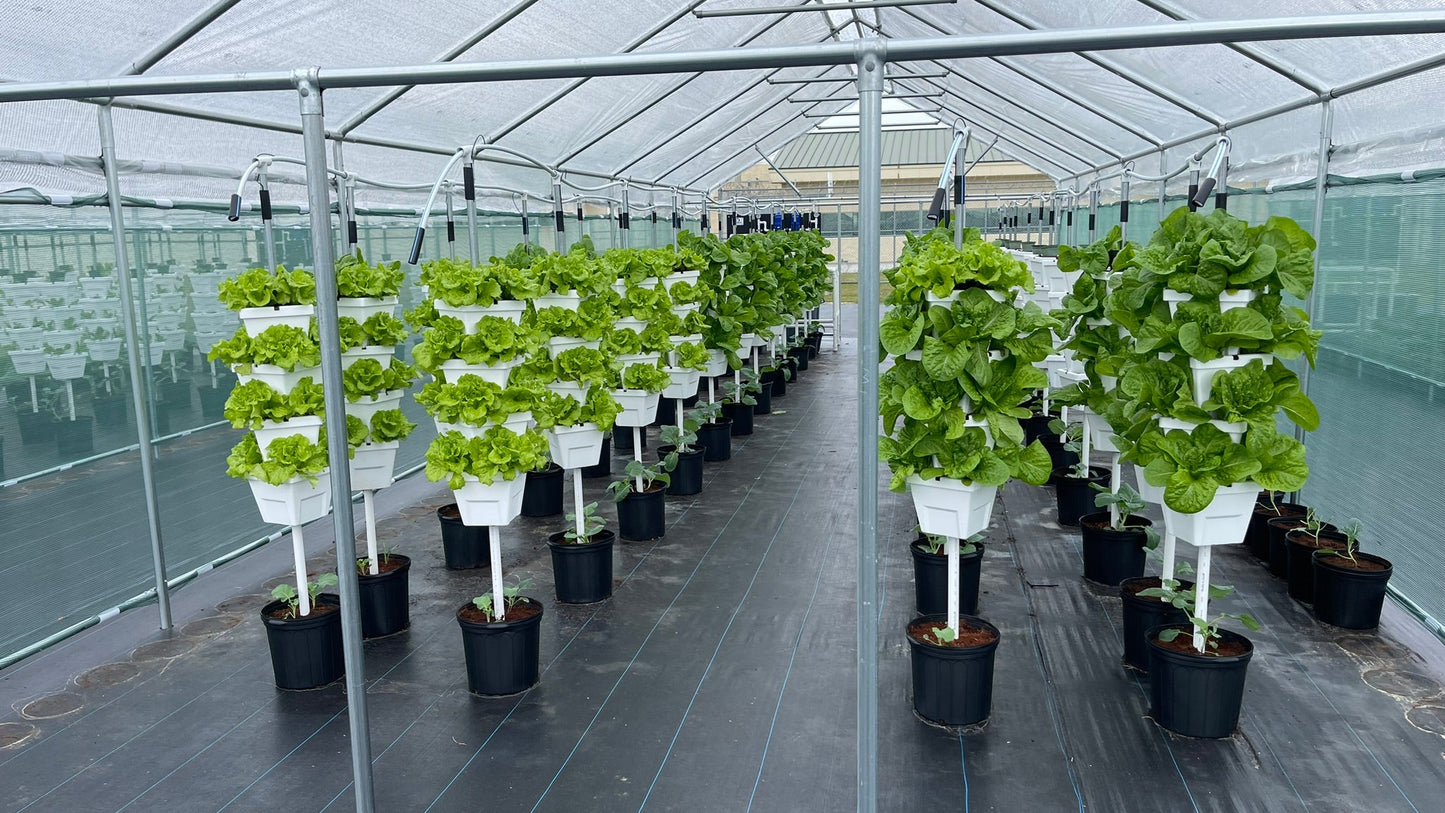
(927, 124, 970, 223)
(409, 147, 468, 265)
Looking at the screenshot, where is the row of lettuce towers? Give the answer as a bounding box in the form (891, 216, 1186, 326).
(209, 229, 831, 639)
(884, 207, 1321, 730)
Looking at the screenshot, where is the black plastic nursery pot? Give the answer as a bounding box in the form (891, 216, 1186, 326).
(782, 357, 799, 383)
(1120, 577, 1194, 673)
(261, 594, 344, 690)
(1052, 466, 1109, 527)
(16, 408, 55, 444)
(1022, 411, 1059, 445)
(93, 394, 128, 428)
(1285, 529, 1351, 604)
(1266, 516, 1334, 579)
(1080, 513, 1153, 586)
(788, 346, 809, 371)
(807, 331, 823, 353)
(548, 530, 616, 604)
(160, 380, 193, 410)
(614, 425, 648, 453)
(697, 418, 733, 462)
(1146, 624, 1254, 739)
(753, 380, 773, 415)
(54, 416, 94, 457)
(765, 368, 787, 397)
(1040, 433, 1079, 478)
(654, 397, 675, 427)
(457, 597, 544, 697)
(910, 538, 984, 616)
(617, 485, 667, 541)
(908, 614, 1000, 728)
(657, 444, 704, 495)
(1248, 499, 1306, 561)
(437, 504, 491, 570)
(1312, 550, 1393, 630)
(196, 385, 228, 421)
(357, 555, 410, 639)
(521, 463, 564, 518)
(723, 401, 754, 436)
(581, 434, 612, 478)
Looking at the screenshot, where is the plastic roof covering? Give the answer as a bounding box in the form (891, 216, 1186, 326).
(0, 0, 1443, 211)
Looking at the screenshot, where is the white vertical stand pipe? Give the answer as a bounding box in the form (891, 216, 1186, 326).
(363, 490, 379, 575)
(573, 467, 586, 540)
(489, 526, 505, 621)
(854, 41, 884, 813)
(945, 536, 960, 633)
(1193, 546, 1213, 653)
(290, 523, 311, 617)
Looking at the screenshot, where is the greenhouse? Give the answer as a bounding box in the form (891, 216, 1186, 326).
(3, 1, 1445, 811)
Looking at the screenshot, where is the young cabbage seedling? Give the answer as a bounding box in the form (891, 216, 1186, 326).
(271, 573, 338, 619)
(606, 458, 674, 502)
(564, 501, 606, 542)
(1091, 482, 1160, 547)
(471, 577, 535, 623)
(1049, 418, 1090, 479)
(1137, 579, 1259, 654)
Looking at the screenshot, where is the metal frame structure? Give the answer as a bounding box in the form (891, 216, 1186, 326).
(4, 10, 1445, 813)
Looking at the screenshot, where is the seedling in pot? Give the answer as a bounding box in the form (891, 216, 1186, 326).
(1091, 482, 1160, 547)
(472, 577, 535, 623)
(1318, 518, 1365, 565)
(688, 400, 724, 426)
(921, 531, 985, 556)
(1137, 579, 1259, 654)
(564, 501, 606, 542)
(271, 573, 338, 619)
(607, 458, 673, 502)
(1049, 418, 1089, 479)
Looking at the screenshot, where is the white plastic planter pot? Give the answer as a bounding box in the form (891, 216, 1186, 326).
(1134, 464, 1165, 505)
(255, 415, 323, 457)
(192, 312, 237, 334)
(906, 475, 998, 540)
(1166, 481, 1260, 547)
(614, 317, 649, 334)
(9, 349, 47, 375)
(1099, 374, 1118, 390)
(481, 300, 527, 324)
(924, 291, 961, 306)
(616, 352, 661, 368)
(611, 281, 629, 297)
(50, 330, 82, 351)
(434, 420, 486, 439)
(147, 346, 166, 366)
(612, 389, 660, 427)
(79, 278, 112, 299)
(1158, 416, 1247, 443)
(8, 328, 44, 351)
(547, 381, 588, 402)
(451, 473, 527, 526)
(502, 411, 532, 434)
(248, 472, 332, 526)
(1163, 290, 1191, 316)
(661, 367, 700, 400)
(191, 332, 226, 357)
(336, 295, 398, 324)
(547, 336, 600, 354)
(535, 291, 582, 311)
(546, 423, 604, 470)
(155, 333, 186, 353)
(342, 345, 396, 370)
(703, 349, 728, 377)
(1085, 411, 1120, 454)
(666, 269, 700, 290)
(671, 303, 699, 317)
(439, 358, 517, 386)
(666, 335, 703, 367)
(87, 339, 123, 363)
(46, 353, 87, 381)
(187, 273, 222, 297)
(432, 301, 487, 333)
(349, 441, 399, 491)
(346, 389, 404, 427)
(241, 364, 322, 395)
(1188, 354, 1272, 406)
(1217, 290, 1258, 312)
(239, 304, 314, 337)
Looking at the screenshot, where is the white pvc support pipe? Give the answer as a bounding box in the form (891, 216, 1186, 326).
(1161, 523, 1176, 586)
(363, 490, 379, 575)
(573, 467, 586, 540)
(65, 381, 76, 421)
(489, 525, 505, 622)
(633, 426, 644, 492)
(832, 202, 842, 352)
(1193, 546, 1212, 653)
(945, 536, 960, 634)
(291, 523, 310, 617)
(1110, 456, 1121, 527)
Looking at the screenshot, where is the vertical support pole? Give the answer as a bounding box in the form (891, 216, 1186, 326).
(573, 468, 586, 540)
(855, 40, 884, 813)
(620, 187, 631, 250)
(521, 197, 531, 247)
(1296, 100, 1333, 459)
(1158, 150, 1168, 223)
(1160, 516, 1176, 585)
(945, 537, 960, 633)
(96, 103, 171, 631)
(633, 425, 644, 492)
(464, 154, 481, 263)
(294, 69, 376, 813)
(832, 202, 842, 352)
(445, 183, 457, 260)
(1088, 189, 1098, 242)
(333, 140, 356, 255)
(554, 179, 568, 254)
(1119, 176, 1131, 244)
(1193, 546, 1212, 653)
(259, 170, 278, 270)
